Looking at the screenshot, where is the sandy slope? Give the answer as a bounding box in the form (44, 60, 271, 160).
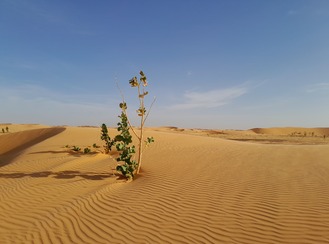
(1, 125, 329, 243)
(0, 126, 66, 167)
(251, 127, 329, 136)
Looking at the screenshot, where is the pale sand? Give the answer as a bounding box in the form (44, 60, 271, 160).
(1, 124, 329, 243)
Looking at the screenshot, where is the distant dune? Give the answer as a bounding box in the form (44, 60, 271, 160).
(251, 127, 329, 136)
(1, 124, 329, 243)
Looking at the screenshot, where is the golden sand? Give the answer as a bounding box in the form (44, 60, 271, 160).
(1, 124, 329, 243)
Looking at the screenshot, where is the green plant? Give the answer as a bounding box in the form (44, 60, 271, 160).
(145, 136, 155, 146)
(93, 143, 100, 149)
(101, 124, 115, 153)
(100, 71, 155, 180)
(1, 128, 4, 133)
(83, 147, 91, 154)
(5, 126, 9, 133)
(116, 71, 155, 179)
(72, 146, 81, 152)
(115, 111, 137, 180)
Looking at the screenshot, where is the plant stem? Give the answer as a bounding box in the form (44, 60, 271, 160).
(116, 81, 139, 139)
(136, 82, 145, 174)
(142, 96, 156, 127)
(137, 122, 143, 174)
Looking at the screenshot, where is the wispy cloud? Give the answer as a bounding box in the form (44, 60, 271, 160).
(305, 82, 329, 93)
(170, 86, 248, 110)
(0, 84, 118, 125)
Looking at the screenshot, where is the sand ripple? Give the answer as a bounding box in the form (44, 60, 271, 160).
(1, 126, 329, 243)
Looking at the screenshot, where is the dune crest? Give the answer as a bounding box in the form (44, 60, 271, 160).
(0, 127, 66, 167)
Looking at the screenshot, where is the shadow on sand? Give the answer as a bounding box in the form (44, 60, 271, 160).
(0, 170, 121, 180)
(29, 150, 99, 157)
(0, 127, 67, 167)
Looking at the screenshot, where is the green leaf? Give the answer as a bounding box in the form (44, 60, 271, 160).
(137, 107, 146, 116)
(115, 135, 124, 142)
(139, 71, 148, 87)
(146, 137, 154, 144)
(119, 102, 127, 110)
(129, 77, 138, 87)
(116, 143, 124, 151)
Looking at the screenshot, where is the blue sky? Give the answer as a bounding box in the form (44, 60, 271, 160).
(1, 0, 329, 129)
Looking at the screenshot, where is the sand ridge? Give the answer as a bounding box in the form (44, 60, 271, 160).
(251, 127, 329, 136)
(0, 126, 66, 167)
(1, 125, 329, 243)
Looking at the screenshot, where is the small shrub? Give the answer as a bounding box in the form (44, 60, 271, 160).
(115, 71, 155, 179)
(101, 124, 115, 154)
(72, 146, 81, 152)
(100, 71, 155, 181)
(93, 143, 100, 149)
(145, 136, 155, 146)
(83, 148, 91, 154)
(115, 111, 137, 180)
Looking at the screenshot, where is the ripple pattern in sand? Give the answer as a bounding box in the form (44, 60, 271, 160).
(1, 131, 329, 243)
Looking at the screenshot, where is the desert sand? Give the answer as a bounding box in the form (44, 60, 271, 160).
(1, 124, 329, 243)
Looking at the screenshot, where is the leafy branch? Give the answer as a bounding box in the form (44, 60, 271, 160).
(101, 71, 155, 180)
(126, 71, 155, 175)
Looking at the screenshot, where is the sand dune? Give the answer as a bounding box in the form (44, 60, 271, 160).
(1, 125, 329, 243)
(251, 127, 329, 136)
(0, 126, 66, 167)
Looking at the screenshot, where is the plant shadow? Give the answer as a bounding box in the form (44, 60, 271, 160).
(29, 150, 99, 157)
(0, 170, 120, 180)
(0, 127, 66, 167)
